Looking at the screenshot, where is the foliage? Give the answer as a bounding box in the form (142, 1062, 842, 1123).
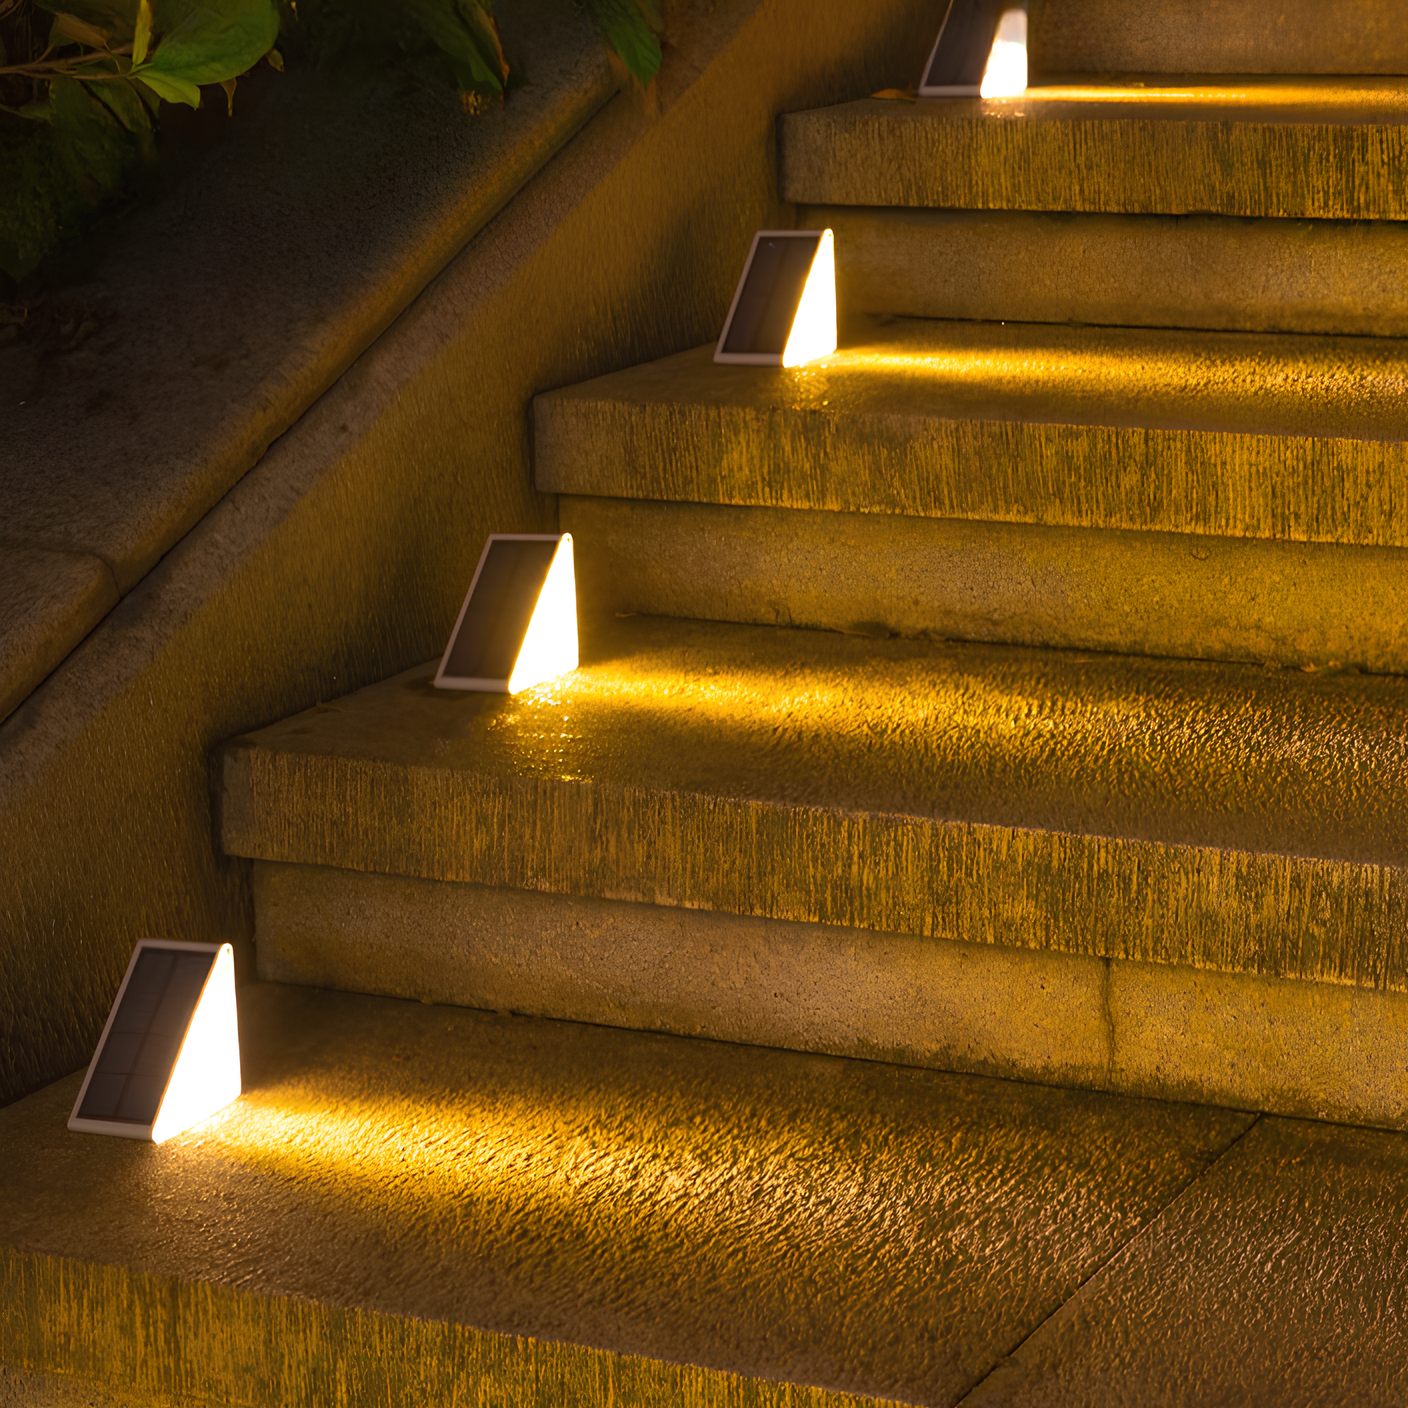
(0, 0, 281, 277)
(584, 0, 660, 89)
(0, 0, 665, 284)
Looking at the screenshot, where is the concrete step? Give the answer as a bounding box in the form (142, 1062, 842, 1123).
(1027, 0, 1408, 77)
(18, 980, 1408, 1406)
(780, 85, 1408, 220)
(534, 321, 1408, 546)
(808, 207, 1408, 339)
(536, 319, 1408, 670)
(219, 616, 1408, 1127)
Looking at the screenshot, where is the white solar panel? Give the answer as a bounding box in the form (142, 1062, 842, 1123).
(919, 0, 1023, 97)
(69, 939, 240, 1142)
(435, 534, 577, 694)
(714, 231, 823, 364)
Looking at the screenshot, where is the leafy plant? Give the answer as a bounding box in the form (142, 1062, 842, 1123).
(0, 0, 281, 277)
(584, 0, 660, 90)
(0, 0, 665, 284)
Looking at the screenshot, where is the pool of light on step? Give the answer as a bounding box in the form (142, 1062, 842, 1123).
(996, 79, 1408, 109)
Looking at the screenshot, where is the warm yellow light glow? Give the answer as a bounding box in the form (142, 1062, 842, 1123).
(150, 944, 242, 1145)
(781, 229, 836, 369)
(508, 535, 578, 694)
(980, 8, 1027, 99)
(1021, 78, 1402, 107)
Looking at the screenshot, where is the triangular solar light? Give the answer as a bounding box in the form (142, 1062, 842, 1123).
(714, 229, 836, 367)
(435, 533, 578, 694)
(69, 940, 241, 1143)
(918, 0, 1028, 99)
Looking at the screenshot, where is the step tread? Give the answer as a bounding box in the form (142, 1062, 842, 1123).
(960, 1113, 1408, 1405)
(219, 617, 1408, 990)
(0, 983, 1252, 1407)
(221, 615, 1407, 867)
(780, 86, 1408, 219)
(535, 322, 1408, 547)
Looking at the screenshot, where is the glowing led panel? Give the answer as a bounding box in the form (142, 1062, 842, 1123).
(714, 230, 836, 367)
(435, 533, 578, 694)
(919, 0, 1028, 98)
(69, 940, 241, 1144)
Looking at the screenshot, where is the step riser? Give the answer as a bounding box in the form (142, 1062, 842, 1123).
(254, 860, 1408, 1131)
(781, 100, 1408, 220)
(812, 207, 1408, 338)
(564, 496, 1408, 673)
(1029, 0, 1408, 75)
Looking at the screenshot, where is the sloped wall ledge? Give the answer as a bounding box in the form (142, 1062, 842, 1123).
(0, 0, 615, 727)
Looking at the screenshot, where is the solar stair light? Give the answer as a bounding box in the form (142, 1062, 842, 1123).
(69, 940, 241, 1144)
(919, 0, 1028, 99)
(714, 229, 836, 367)
(435, 533, 578, 694)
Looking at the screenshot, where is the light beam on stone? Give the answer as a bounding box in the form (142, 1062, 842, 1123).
(980, 8, 1028, 99)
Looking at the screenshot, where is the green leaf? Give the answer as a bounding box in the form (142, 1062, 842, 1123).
(49, 10, 114, 47)
(0, 121, 70, 279)
(142, 0, 279, 87)
(34, 0, 138, 45)
(132, 67, 201, 104)
(130, 76, 164, 112)
(1, 100, 58, 123)
(91, 76, 155, 137)
(405, 0, 505, 94)
(49, 73, 137, 198)
(454, 0, 506, 81)
(0, 54, 153, 279)
(583, 0, 662, 87)
(133, 0, 153, 64)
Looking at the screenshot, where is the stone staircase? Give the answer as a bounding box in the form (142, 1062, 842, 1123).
(9, 13, 1408, 1406)
(223, 75, 1408, 1128)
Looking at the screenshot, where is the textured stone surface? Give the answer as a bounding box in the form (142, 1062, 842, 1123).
(781, 87, 1408, 219)
(253, 860, 1116, 1089)
(563, 496, 1408, 673)
(0, 2, 613, 598)
(810, 206, 1408, 338)
(1108, 961, 1408, 1126)
(0, 0, 936, 1108)
(253, 860, 1408, 1129)
(220, 615, 1408, 991)
(0, 1363, 185, 1407)
(0, 548, 117, 728)
(1027, 0, 1408, 75)
(0, 983, 1252, 1407)
(965, 1116, 1408, 1405)
(535, 322, 1408, 548)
